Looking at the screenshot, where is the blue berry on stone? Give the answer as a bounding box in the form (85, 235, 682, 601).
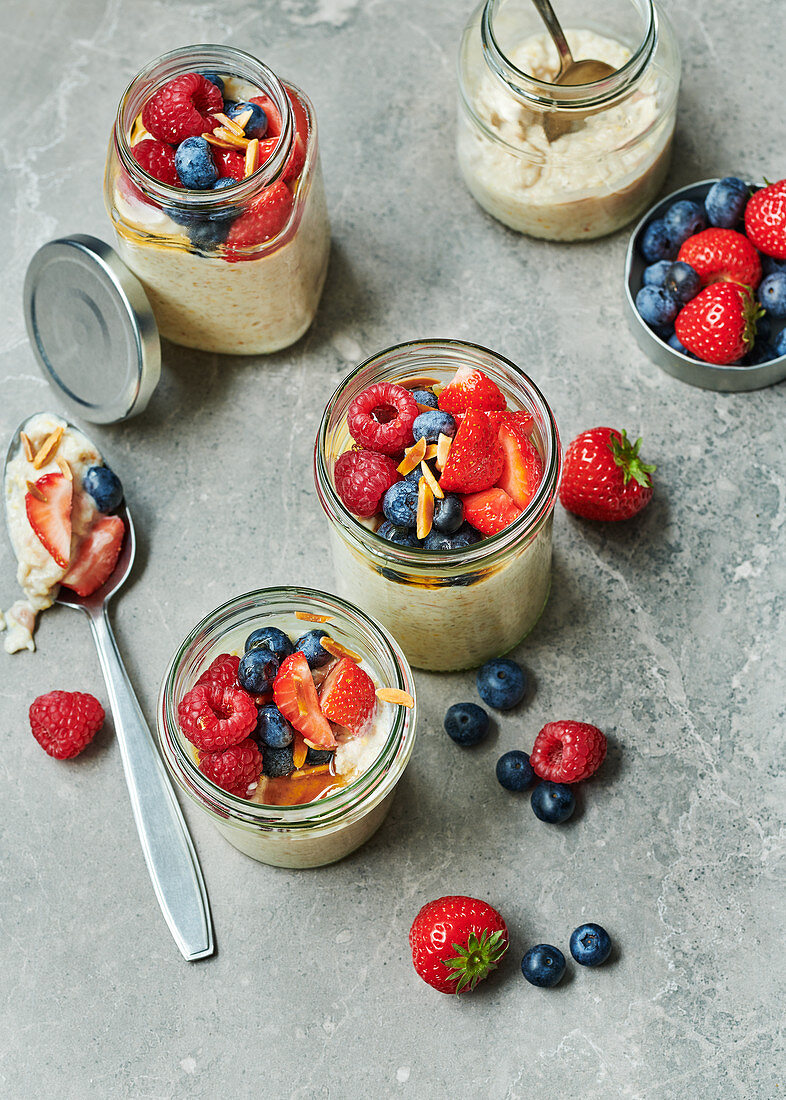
(496, 750, 535, 792)
(476, 658, 526, 710)
(443, 702, 489, 746)
(530, 781, 575, 823)
(521, 944, 566, 987)
(569, 923, 612, 967)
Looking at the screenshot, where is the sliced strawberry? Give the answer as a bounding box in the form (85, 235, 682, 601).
(285, 86, 310, 141)
(250, 94, 282, 138)
(454, 410, 534, 435)
(214, 147, 246, 180)
(438, 366, 507, 415)
(61, 516, 125, 596)
(258, 133, 306, 185)
(25, 473, 73, 569)
(462, 488, 522, 537)
(496, 418, 544, 510)
(319, 658, 376, 735)
(224, 181, 294, 261)
(439, 410, 504, 494)
(273, 652, 337, 750)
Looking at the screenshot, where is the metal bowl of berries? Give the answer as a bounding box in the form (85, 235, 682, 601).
(624, 178, 786, 392)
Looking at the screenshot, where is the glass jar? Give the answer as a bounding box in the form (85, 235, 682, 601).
(457, 0, 680, 240)
(158, 587, 416, 868)
(104, 44, 330, 355)
(314, 340, 561, 672)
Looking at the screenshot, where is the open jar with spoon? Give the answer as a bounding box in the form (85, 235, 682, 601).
(456, 0, 680, 240)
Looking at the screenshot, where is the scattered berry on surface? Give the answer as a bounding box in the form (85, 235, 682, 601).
(640, 218, 677, 263)
(382, 479, 419, 528)
(412, 410, 456, 444)
(334, 448, 400, 517)
(665, 261, 701, 304)
(82, 465, 124, 513)
(255, 703, 294, 748)
(245, 626, 294, 663)
(476, 658, 527, 710)
(530, 721, 607, 784)
(409, 896, 509, 994)
(663, 199, 706, 246)
(521, 944, 566, 988)
(174, 136, 218, 189)
(347, 382, 419, 455)
(705, 177, 748, 228)
(237, 647, 279, 694)
(443, 702, 489, 746)
(569, 923, 612, 967)
(29, 691, 105, 759)
(294, 628, 332, 669)
(262, 743, 296, 778)
(635, 285, 679, 329)
(131, 138, 180, 186)
(559, 428, 655, 522)
(198, 737, 263, 795)
(496, 750, 535, 792)
(178, 682, 258, 751)
(530, 781, 575, 823)
(142, 73, 222, 144)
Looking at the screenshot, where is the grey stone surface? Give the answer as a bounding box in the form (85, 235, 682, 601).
(1, 1, 784, 1097)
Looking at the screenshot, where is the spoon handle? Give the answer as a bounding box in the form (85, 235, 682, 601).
(88, 605, 214, 961)
(531, 0, 574, 68)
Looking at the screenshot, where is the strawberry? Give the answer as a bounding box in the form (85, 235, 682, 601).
(559, 428, 655, 522)
(461, 487, 522, 537)
(250, 94, 282, 138)
(674, 282, 760, 364)
(142, 73, 222, 144)
(214, 147, 246, 180)
(437, 366, 506, 415)
(319, 657, 376, 734)
(273, 652, 337, 750)
(677, 227, 762, 289)
(439, 409, 504, 494)
(409, 896, 509, 994)
(496, 416, 544, 510)
(61, 516, 125, 597)
(744, 179, 786, 260)
(224, 181, 294, 261)
(25, 473, 73, 568)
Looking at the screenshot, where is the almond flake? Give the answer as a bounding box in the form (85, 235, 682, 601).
(423, 444, 439, 461)
(25, 480, 47, 502)
(321, 637, 362, 663)
(202, 132, 239, 151)
(244, 138, 260, 177)
(416, 401, 436, 413)
(212, 112, 245, 137)
(291, 764, 330, 780)
(416, 477, 435, 539)
(375, 687, 415, 708)
(294, 611, 333, 623)
(436, 432, 452, 471)
(419, 460, 444, 501)
(232, 108, 253, 131)
(214, 126, 249, 149)
(56, 458, 73, 482)
(33, 426, 64, 469)
(20, 432, 35, 462)
(397, 437, 427, 476)
(293, 737, 308, 769)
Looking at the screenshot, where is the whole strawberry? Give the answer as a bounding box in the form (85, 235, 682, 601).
(744, 179, 786, 260)
(674, 282, 759, 364)
(559, 428, 655, 521)
(530, 721, 607, 784)
(677, 227, 762, 289)
(29, 691, 105, 759)
(409, 895, 508, 994)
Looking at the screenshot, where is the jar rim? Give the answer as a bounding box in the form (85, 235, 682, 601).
(314, 338, 561, 571)
(157, 586, 417, 830)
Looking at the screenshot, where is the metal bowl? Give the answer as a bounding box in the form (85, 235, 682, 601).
(624, 179, 786, 392)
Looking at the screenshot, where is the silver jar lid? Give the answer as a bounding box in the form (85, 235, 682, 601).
(23, 235, 161, 423)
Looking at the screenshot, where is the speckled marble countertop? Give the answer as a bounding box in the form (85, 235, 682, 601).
(1, 1, 784, 1097)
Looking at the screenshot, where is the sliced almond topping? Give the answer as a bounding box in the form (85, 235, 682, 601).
(321, 637, 362, 663)
(416, 401, 436, 413)
(416, 476, 435, 539)
(291, 764, 330, 780)
(212, 111, 245, 137)
(294, 611, 333, 623)
(436, 432, 452, 471)
(397, 436, 427, 476)
(375, 687, 415, 708)
(25, 479, 47, 502)
(20, 432, 35, 462)
(293, 736, 308, 769)
(33, 426, 64, 469)
(56, 458, 73, 482)
(423, 444, 439, 461)
(213, 126, 249, 149)
(419, 461, 444, 501)
(244, 138, 260, 177)
(202, 132, 240, 151)
(232, 108, 253, 131)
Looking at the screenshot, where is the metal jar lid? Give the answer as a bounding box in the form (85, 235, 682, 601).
(23, 235, 161, 423)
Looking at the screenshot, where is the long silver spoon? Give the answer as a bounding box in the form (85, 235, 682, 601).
(5, 417, 213, 962)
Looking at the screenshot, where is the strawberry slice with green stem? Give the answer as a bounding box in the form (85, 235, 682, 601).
(319, 657, 376, 735)
(25, 473, 72, 568)
(274, 652, 337, 749)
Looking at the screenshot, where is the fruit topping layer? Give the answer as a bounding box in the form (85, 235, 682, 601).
(635, 176, 786, 365)
(332, 366, 545, 548)
(176, 615, 414, 804)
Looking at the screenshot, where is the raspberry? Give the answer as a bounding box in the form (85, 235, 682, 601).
(334, 449, 400, 517)
(131, 138, 181, 186)
(530, 721, 607, 784)
(224, 181, 294, 261)
(29, 691, 105, 759)
(214, 147, 246, 180)
(198, 737, 263, 796)
(196, 653, 241, 689)
(347, 383, 419, 454)
(178, 682, 257, 752)
(141, 73, 222, 144)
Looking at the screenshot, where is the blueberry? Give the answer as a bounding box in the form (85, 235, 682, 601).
(665, 261, 701, 304)
(744, 341, 778, 365)
(432, 494, 464, 534)
(255, 703, 294, 748)
(521, 944, 566, 988)
(201, 72, 225, 94)
(639, 218, 677, 263)
(305, 747, 335, 766)
(237, 647, 279, 694)
(569, 923, 612, 967)
(758, 271, 786, 318)
(667, 332, 691, 355)
(762, 254, 786, 278)
(377, 521, 422, 547)
(227, 100, 268, 140)
(412, 410, 456, 444)
(496, 750, 535, 792)
(635, 285, 680, 329)
(82, 465, 123, 512)
(705, 176, 748, 228)
(222, 98, 239, 113)
(212, 177, 238, 191)
(245, 626, 294, 663)
(423, 523, 481, 550)
(663, 199, 706, 247)
(530, 781, 575, 824)
(295, 628, 331, 668)
(642, 260, 672, 287)
(403, 466, 423, 484)
(262, 744, 295, 778)
(756, 314, 773, 343)
(175, 136, 218, 190)
(443, 702, 489, 746)
(476, 658, 526, 710)
(774, 328, 786, 358)
(410, 388, 438, 408)
(382, 480, 419, 528)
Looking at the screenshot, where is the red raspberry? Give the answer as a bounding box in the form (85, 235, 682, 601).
(334, 448, 400, 517)
(131, 138, 181, 186)
(214, 147, 246, 180)
(347, 383, 419, 454)
(198, 737, 263, 796)
(530, 721, 607, 784)
(224, 181, 294, 261)
(196, 653, 240, 689)
(29, 691, 105, 759)
(178, 682, 257, 752)
(141, 73, 222, 144)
